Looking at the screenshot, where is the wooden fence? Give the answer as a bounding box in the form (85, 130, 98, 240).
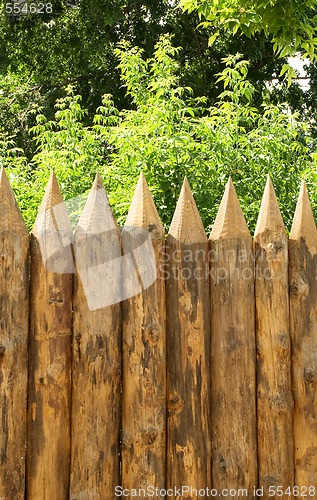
(0, 166, 316, 500)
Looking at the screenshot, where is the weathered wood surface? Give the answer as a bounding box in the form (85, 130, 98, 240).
(166, 177, 211, 498)
(1, 171, 317, 498)
(121, 172, 166, 499)
(254, 176, 294, 499)
(70, 173, 121, 499)
(209, 178, 257, 498)
(27, 171, 73, 500)
(289, 181, 317, 489)
(0, 167, 29, 500)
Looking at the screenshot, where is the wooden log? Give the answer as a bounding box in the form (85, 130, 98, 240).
(289, 181, 317, 490)
(0, 167, 29, 500)
(254, 175, 294, 499)
(70, 173, 121, 499)
(27, 171, 73, 500)
(166, 177, 211, 498)
(209, 177, 257, 498)
(121, 172, 166, 499)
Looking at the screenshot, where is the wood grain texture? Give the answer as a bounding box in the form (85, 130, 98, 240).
(209, 178, 257, 498)
(121, 172, 166, 499)
(27, 171, 73, 500)
(0, 167, 29, 500)
(166, 178, 211, 499)
(254, 176, 294, 499)
(289, 181, 317, 490)
(70, 173, 121, 500)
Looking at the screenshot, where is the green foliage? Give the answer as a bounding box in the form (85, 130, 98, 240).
(8, 90, 106, 229)
(0, 0, 297, 161)
(180, 0, 317, 68)
(99, 37, 317, 233)
(3, 36, 317, 233)
(0, 132, 35, 228)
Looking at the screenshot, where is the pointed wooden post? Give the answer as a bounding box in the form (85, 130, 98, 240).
(255, 175, 294, 497)
(289, 181, 317, 489)
(70, 173, 121, 499)
(209, 178, 257, 497)
(0, 168, 29, 500)
(121, 172, 166, 498)
(27, 171, 73, 500)
(166, 178, 211, 496)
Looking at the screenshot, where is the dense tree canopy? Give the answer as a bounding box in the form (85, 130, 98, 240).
(0, 1, 316, 232)
(180, 0, 317, 62)
(0, 0, 302, 157)
(3, 37, 316, 233)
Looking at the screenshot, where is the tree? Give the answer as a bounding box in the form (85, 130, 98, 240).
(180, 0, 317, 71)
(0, 0, 295, 159)
(3, 37, 316, 233)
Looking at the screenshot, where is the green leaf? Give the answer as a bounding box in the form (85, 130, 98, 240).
(280, 64, 290, 77)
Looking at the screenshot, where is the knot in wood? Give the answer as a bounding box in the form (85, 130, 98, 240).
(262, 475, 280, 488)
(219, 457, 227, 474)
(141, 427, 158, 445)
(0, 345, 5, 356)
(267, 240, 285, 255)
(147, 224, 162, 241)
(168, 393, 184, 417)
(290, 278, 309, 298)
(278, 333, 290, 351)
(271, 394, 288, 414)
(304, 368, 315, 384)
(143, 322, 161, 344)
(289, 283, 299, 296)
